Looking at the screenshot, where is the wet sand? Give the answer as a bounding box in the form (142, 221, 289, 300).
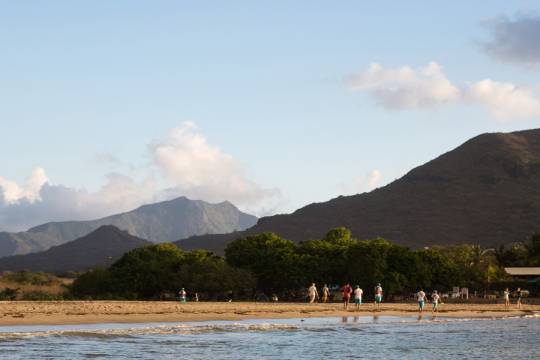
(0, 301, 538, 326)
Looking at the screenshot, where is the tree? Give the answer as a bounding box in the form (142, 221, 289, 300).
(109, 243, 185, 299)
(323, 227, 352, 243)
(524, 233, 540, 266)
(346, 238, 391, 294)
(225, 233, 299, 292)
(71, 268, 113, 298)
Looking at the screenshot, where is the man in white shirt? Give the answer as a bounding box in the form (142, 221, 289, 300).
(354, 286, 363, 309)
(374, 283, 383, 310)
(417, 289, 426, 313)
(308, 283, 319, 303)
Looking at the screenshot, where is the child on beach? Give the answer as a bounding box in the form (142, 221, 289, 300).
(354, 286, 363, 310)
(417, 289, 426, 313)
(516, 288, 523, 309)
(374, 283, 383, 310)
(431, 290, 440, 313)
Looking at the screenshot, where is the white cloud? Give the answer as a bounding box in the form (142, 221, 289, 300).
(0, 167, 48, 204)
(465, 79, 540, 121)
(0, 170, 157, 232)
(339, 169, 384, 195)
(483, 15, 540, 65)
(346, 62, 460, 110)
(149, 122, 279, 206)
(367, 169, 383, 189)
(0, 122, 280, 231)
(346, 61, 540, 121)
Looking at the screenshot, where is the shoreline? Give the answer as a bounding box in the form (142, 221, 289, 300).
(0, 301, 538, 326)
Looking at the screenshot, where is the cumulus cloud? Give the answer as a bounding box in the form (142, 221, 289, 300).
(465, 79, 540, 120)
(0, 167, 48, 204)
(339, 169, 384, 196)
(347, 61, 540, 121)
(149, 122, 279, 206)
(0, 171, 157, 232)
(345, 62, 460, 110)
(0, 122, 280, 231)
(483, 15, 540, 65)
(367, 169, 383, 189)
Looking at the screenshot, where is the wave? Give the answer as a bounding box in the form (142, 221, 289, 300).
(0, 314, 538, 341)
(0, 323, 301, 341)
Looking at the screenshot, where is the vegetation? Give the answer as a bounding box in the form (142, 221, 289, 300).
(0, 271, 72, 300)
(46, 228, 540, 300)
(71, 244, 255, 300)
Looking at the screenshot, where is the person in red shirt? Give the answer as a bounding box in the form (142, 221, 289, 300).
(342, 283, 353, 309)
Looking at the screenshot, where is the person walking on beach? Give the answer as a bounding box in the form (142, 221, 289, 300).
(308, 283, 319, 303)
(354, 285, 363, 310)
(417, 289, 426, 313)
(374, 283, 383, 311)
(516, 288, 523, 309)
(503, 288, 510, 310)
(179, 288, 187, 303)
(322, 284, 330, 303)
(342, 283, 353, 309)
(431, 290, 440, 313)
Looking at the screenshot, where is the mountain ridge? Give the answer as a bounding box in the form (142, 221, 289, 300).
(0, 196, 257, 257)
(176, 128, 540, 253)
(0, 225, 152, 273)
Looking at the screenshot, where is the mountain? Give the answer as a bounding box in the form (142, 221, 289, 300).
(176, 129, 540, 254)
(0, 226, 151, 273)
(0, 197, 257, 257)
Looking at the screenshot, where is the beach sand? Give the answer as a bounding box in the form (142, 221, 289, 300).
(0, 301, 538, 326)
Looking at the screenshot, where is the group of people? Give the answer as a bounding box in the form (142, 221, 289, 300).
(178, 288, 199, 303)
(503, 287, 524, 310)
(307, 283, 384, 310)
(415, 289, 441, 313)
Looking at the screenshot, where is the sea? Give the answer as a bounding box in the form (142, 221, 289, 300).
(0, 315, 538, 359)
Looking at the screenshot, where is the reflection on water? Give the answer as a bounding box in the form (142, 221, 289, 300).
(0, 315, 538, 359)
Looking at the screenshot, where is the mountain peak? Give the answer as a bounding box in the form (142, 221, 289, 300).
(0, 196, 257, 258)
(0, 225, 152, 273)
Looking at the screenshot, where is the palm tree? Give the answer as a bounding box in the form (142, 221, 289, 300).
(470, 245, 495, 296)
(470, 244, 494, 267)
(493, 245, 507, 267)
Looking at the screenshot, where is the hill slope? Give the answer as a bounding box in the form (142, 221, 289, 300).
(0, 197, 257, 257)
(176, 129, 540, 253)
(0, 225, 152, 273)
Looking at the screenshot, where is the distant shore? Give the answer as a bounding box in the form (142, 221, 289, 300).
(0, 301, 538, 326)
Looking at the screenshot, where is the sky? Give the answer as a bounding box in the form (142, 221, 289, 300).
(2, 1, 540, 231)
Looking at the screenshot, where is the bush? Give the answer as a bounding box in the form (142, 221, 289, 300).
(21, 291, 68, 301)
(0, 287, 20, 300)
(2, 271, 55, 286)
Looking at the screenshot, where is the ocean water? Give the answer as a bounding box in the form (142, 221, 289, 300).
(0, 315, 539, 359)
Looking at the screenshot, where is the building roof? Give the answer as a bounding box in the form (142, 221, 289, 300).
(504, 267, 540, 276)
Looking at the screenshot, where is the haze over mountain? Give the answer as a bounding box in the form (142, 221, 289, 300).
(0, 225, 151, 273)
(0, 196, 257, 258)
(176, 129, 540, 254)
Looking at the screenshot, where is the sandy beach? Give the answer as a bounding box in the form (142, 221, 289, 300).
(0, 301, 538, 326)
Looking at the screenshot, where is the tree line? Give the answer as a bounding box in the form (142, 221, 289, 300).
(71, 227, 540, 300)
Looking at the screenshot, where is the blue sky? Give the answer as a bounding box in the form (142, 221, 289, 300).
(2, 1, 540, 230)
